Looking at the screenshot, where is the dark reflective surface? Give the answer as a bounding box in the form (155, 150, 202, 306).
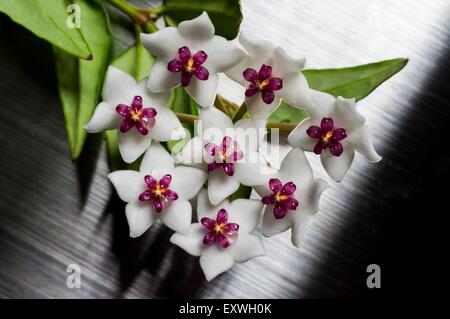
(0, 0, 448, 298)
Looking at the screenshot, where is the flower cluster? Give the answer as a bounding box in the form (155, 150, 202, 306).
(85, 12, 381, 281)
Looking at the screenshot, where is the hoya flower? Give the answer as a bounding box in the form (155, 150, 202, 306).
(84, 66, 185, 163)
(141, 12, 245, 107)
(254, 148, 327, 247)
(108, 142, 207, 237)
(288, 90, 381, 182)
(226, 32, 312, 119)
(170, 189, 264, 281)
(176, 107, 269, 205)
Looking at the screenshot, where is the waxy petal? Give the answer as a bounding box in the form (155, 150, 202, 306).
(178, 11, 215, 40)
(144, 175, 157, 189)
(227, 234, 264, 263)
(125, 201, 154, 238)
(118, 129, 152, 164)
(170, 166, 208, 200)
(139, 141, 174, 175)
(159, 174, 172, 188)
(347, 125, 382, 162)
(108, 170, 145, 203)
(84, 101, 120, 133)
(149, 106, 185, 142)
(207, 170, 240, 205)
(185, 73, 218, 107)
(170, 223, 205, 256)
(288, 119, 318, 152)
(228, 198, 263, 234)
(102, 66, 137, 107)
(160, 199, 191, 234)
(216, 208, 228, 224)
(320, 147, 355, 182)
(201, 217, 215, 230)
(199, 247, 234, 281)
(147, 60, 181, 92)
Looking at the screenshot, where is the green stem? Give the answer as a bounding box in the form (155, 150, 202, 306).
(232, 103, 248, 122)
(109, 0, 158, 32)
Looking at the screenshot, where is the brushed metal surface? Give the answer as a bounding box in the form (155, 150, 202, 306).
(0, 0, 448, 298)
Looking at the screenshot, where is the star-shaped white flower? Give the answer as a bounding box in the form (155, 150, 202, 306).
(84, 66, 185, 163)
(176, 106, 270, 205)
(288, 90, 382, 182)
(108, 142, 207, 237)
(170, 189, 264, 281)
(226, 32, 313, 119)
(141, 12, 245, 108)
(254, 148, 327, 247)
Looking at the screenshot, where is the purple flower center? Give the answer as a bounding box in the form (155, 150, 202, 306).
(201, 209, 239, 249)
(204, 136, 244, 177)
(115, 95, 157, 135)
(261, 178, 299, 219)
(138, 174, 178, 213)
(167, 46, 209, 87)
(243, 64, 283, 104)
(307, 117, 347, 156)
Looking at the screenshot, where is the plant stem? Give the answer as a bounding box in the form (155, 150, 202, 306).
(109, 0, 158, 32)
(232, 103, 248, 122)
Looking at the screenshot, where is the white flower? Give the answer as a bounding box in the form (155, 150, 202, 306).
(176, 106, 270, 205)
(226, 32, 313, 119)
(170, 189, 264, 281)
(141, 12, 245, 108)
(288, 90, 381, 182)
(108, 142, 207, 237)
(84, 66, 185, 163)
(254, 148, 327, 247)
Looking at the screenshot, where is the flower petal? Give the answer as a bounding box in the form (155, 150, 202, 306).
(279, 71, 312, 109)
(225, 32, 275, 85)
(262, 205, 294, 237)
(227, 234, 265, 263)
(234, 157, 273, 186)
(125, 201, 155, 238)
(228, 199, 263, 234)
(297, 179, 328, 213)
(347, 125, 382, 162)
(320, 148, 355, 182)
(196, 189, 231, 222)
(118, 130, 152, 164)
(233, 118, 267, 150)
(201, 35, 245, 74)
(335, 97, 365, 129)
(272, 46, 306, 75)
(139, 141, 174, 175)
(185, 73, 219, 107)
(170, 223, 205, 256)
(108, 170, 145, 203)
(199, 107, 233, 142)
(178, 11, 215, 40)
(175, 136, 205, 167)
(291, 212, 315, 247)
(279, 148, 313, 185)
(207, 169, 240, 205)
(150, 106, 185, 142)
(84, 102, 120, 133)
(147, 60, 180, 93)
(199, 246, 234, 281)
(245, 93, 280, 119)
(170, 166, 208, 200)
(296, 124, 314, 151)
(140, 27, 183, 60)
(102, 66, 137, 106)
(136, 80, 171, 107)
(308, 89, 336, 122)
(159, 199, 192, 234)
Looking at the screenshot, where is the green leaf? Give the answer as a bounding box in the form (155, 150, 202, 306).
(0, 0, 92, 59)
(304, 58, 408, 101)
(54, 0, 112, 159)
(268, 58, 408, 125)
(268, 101, 308, 124)
(162, 0, 242, 40)
(230, 184, 252, 201)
